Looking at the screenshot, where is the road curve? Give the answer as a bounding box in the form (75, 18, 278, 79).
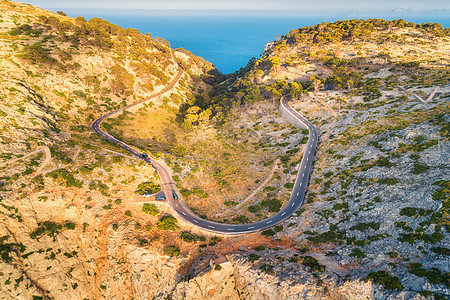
(91, 71, 318, 235)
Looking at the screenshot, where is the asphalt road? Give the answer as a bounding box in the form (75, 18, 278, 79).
(91, 71, 318, 235)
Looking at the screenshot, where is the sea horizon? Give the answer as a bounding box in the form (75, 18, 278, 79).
(55, 9, 450, 74)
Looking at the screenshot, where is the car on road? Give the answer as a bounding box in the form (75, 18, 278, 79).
(172, 190, 178, 200)
(155, 193, 165, 200)
(142, 153, 148, 158)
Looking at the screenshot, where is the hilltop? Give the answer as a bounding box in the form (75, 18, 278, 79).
(0, 2, 449, 299)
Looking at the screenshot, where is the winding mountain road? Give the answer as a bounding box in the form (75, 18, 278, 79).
(91, 69, 318, 235)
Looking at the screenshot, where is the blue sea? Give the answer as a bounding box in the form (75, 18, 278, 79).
(61, 10, 449, 74)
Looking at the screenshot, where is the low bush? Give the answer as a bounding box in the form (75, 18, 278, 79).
(134, 181, 160, 195)
(142, 203, 159, 216)
(301, 256, 326, 272)
(164, 245, 180, 257)
(366, 270, 403, 290)
(180, 231, 205, 242)
(232, 215, 249, 223)
(349, 248, 366, 258)
(157, 215, 179, 231)
(261, 199, 282, 212)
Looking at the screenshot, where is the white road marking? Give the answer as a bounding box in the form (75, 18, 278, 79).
(291, 202, 295, 207)
(193, 219, 199, 223)
(308, 150, 311, 154)
(208, 225, 215, 229)
(281, 212, 286, 216)
(302, 173, 305, 177)
(248, 226, 255, 229)
(306, 157, 309, 161)
(175, 203, 179, 207)
(297, 192, 300, 196)
(181, 212, 186, 216)
(300, 183, 302, 187)
(228, 228, 235, 231)
(266, 220, 272, 224)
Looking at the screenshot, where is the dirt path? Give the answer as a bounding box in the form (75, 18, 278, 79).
(234, 159, 280, 210)
(0, 146, 52, 178)
(400, 86, 440, 104)
(32, 146, 51, 176)
(314, 95, 339, 141)
(0, 146, 50, 168)
(38, 145, 80, 176)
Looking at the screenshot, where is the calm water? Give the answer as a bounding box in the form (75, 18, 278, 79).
(62, 10, 449, 74)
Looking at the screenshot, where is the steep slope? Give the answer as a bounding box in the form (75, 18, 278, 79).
(191, 19, 448, 299)
(0, 4, 449, 299)
(0, 1, 219, 299)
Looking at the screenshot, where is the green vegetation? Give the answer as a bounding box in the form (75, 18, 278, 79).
(157, 215, 179, 231)
(142, 203, 160, 216)
(366, 270, 403, 291)
(224, 201, 238, 207)
(377, 178, 399, 185)
(248, 205, 260, 213)
(46, 169, 83, 188)
(301, 256, 326, 272)
(232, 215, 249, 224)
(0, 236, 26, 263)
(306, 224, 345, 245)
(430, 247, 450, 256)
(30, 221, 63, 241)
(398, 231, 444, 245)
(349, 248, 366, 258)
(260, 199, 282, 212)
(248, 253, 261, 262)
(407, 263, 449, 287)
(135, 181, 160, 195)
(432, 180, 449, 201)
(399, 207, 433, 217)
(180, 231, 205, 242)
(261, 229, 276, 237)
(164, 246, 180, 257)
(411, 163, 429, 174)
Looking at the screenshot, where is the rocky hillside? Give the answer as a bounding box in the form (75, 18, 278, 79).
(0, 2, 449, 299)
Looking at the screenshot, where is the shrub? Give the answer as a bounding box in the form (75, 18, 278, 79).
(430, 247, 450, 256)
(124, 210, 132, 217)
(301, 256, 326, 272)
(134, 181, 160, 195)
(214, 264, 222, 271)
(180, 231, 204, 242)
(254, 245, 265, 251)
(248, 205, 260, 213)
(64, 221, 76, 230)
(164, 245, 180, 257)
(284, 182, 294, 189)
(411, 163, 429, 174)
(224, 201, 238, 207)
(46, 169, 83, 188)
(261, 229, 276, 237)
(366, 270, 403, 290)
(399, 207, 432, 217)
(349, 248, 366, 258)
(378, 178, 399, 185)
(350, 222, 380, 232)
(407, 263, 449, 287)
(30, 221, 62, 241)
(232, 215, 249, 223)
(261, 199, 282, 212)
(142, 203, 159, 216)
(157, 215, 179, 231)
